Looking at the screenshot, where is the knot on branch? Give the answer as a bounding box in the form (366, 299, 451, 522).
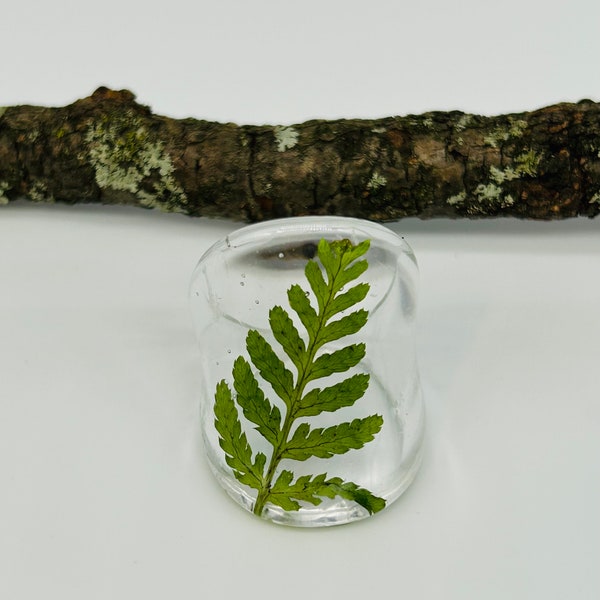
(91, 87, 137, 104)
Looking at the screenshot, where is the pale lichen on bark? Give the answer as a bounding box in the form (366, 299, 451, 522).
(273, 126, 299, 152)
(0, 181, 9, 205)
(84, 111, 187, 211)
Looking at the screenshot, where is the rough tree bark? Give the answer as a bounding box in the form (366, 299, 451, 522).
(1, 87, 599, 221)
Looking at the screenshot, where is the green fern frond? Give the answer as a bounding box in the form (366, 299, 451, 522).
(213, 237, 386, 519)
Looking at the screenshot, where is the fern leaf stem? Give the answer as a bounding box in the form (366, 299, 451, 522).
(253, 260, 343, 517)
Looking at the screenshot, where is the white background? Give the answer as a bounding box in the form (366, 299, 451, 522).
(1, 1, 600, 598)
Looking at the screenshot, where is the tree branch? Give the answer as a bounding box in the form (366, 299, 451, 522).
(1, 87, 599, 221)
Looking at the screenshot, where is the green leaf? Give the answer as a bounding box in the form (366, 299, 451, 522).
(317, 238, 370, 292)
(317, 238, 337, 282)
(326, 282, 370, 319)
(295, 373, 370, 418)
(246, 329, 294, 406)
(305, 260, 329, 313)
(214, 237, 386, 520)
(269, 306, 306, 373)
(322, 477, 386, 514)
(268, 471, 386, 515)
(282, 415, 384, 461)
(213, 380, 264, 490)
(232, 356, 281, 446)
(318, 309, 369, 347)
(340, 239, 370, 267)
(235, 452, 267, 489)
(267, 471, 313, 511)
(287, 284, 318, 341)
(307, 342, 366, 382)
(334, 259, 368, 293)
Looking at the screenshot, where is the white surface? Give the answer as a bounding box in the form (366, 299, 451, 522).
(1, 1, 600, 598)
(1, 205, 599, 599)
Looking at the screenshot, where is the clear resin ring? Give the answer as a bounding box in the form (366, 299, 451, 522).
(189, 216, 424, 527)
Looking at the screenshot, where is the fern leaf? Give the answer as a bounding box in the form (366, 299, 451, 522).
(213, 380, 265, 491)
(232, 357, 281, 446)
(295, 373, 370, 418)
(269, 306, 306, 372)
(214, 237, 385, 520)
(306, 342, 366, 382)
(304, 260, 329, 313)
(316, 238, 337, 282)
(322, 477, 386, 514)
(318, 309, 369, 347)
(317, 238, 370, 293)
(268, 470, 386, 515)
(246, 329, 294, 407)
(339, 239, 370, 267)
(335, 259, 369, 292)
(282, 415, 383, 461)
(325, 282, 370, 319)
(287, 284, 318, 341)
